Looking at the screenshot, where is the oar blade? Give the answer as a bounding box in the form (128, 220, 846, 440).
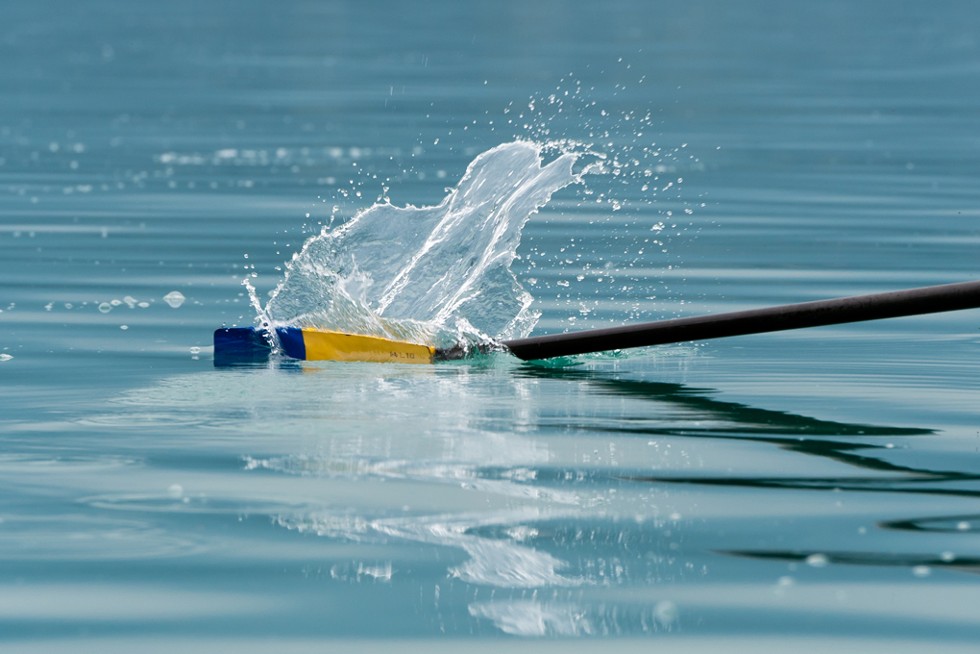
(213, 326, 437, 365)
(294, 328, 437, 364)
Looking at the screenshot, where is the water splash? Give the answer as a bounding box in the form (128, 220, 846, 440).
(261, 141, 600, 347)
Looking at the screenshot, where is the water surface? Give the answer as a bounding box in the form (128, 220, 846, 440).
(2, 1, 979, 651)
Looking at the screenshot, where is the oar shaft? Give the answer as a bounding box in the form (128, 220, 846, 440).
(502, 280, 980, 361)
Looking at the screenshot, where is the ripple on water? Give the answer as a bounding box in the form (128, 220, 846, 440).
(0, 514, 208, 561)
(79, 491, 304, 517)
(883, 513, 980, 534)
(468, 598, 679, 636)
(0, 453, 140, 474)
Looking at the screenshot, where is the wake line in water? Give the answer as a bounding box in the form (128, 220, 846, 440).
(257, 141, 599, 348)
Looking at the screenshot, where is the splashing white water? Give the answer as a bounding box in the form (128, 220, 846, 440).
(260, 141, 600, 347)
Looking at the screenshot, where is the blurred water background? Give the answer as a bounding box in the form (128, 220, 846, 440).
(1, 1, 979, 651)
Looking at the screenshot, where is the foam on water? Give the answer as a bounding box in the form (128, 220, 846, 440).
(259, 141, 601, 347)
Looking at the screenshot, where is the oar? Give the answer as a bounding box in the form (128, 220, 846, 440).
(213, 280, 980, 365)
(499, 280, 980, 361)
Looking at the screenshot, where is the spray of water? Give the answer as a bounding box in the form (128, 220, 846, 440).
(257, 141, 602, 348)
(246, 67, 706, 351)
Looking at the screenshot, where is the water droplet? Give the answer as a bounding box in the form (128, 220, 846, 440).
(912, 565, 931, 578)
(805, 553, 829, 568)
(189, 346, 201, 355)
(0, 354, 12, 362)
(163, 291, 185, 308)
(653, 600, 678, 628)
(98, 302, 112, 314)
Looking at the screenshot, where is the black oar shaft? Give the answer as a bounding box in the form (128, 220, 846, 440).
(502, 280, 980, 361)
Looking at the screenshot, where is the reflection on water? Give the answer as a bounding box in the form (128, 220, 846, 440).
(724, 549, 980, 576)
(68, 356, 976, 637)
(2, 342, 978, 640)
(515, 366, 980, 587)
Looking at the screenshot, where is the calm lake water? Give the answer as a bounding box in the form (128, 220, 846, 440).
(2, 1, 979, 651)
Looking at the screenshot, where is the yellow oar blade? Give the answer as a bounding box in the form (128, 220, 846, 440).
(280, 327, 436, 364)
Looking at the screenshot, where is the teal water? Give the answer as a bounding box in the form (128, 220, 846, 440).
(2, 1, 979, 651)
